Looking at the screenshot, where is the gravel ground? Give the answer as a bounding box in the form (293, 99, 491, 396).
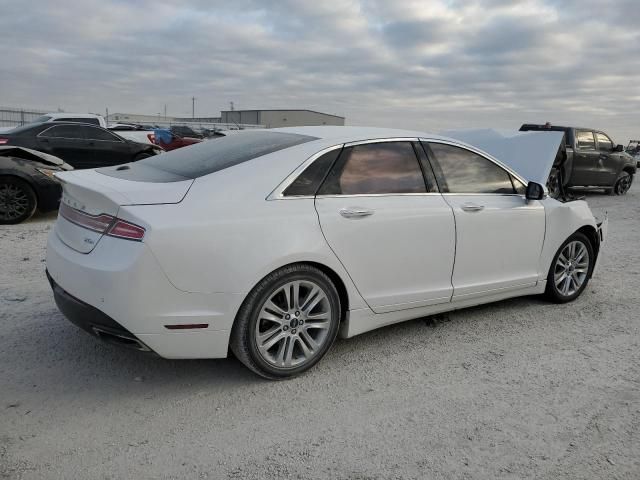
(1, 187, 639, 480)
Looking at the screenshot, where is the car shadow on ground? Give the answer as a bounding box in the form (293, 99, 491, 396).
(7, 293, 544, 398)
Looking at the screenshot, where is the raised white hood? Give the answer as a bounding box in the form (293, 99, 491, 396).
(440, 129, 564, 186)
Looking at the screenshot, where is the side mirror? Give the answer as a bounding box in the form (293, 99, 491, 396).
(615, 144, 624, 152)
(526, 182, 544, 200)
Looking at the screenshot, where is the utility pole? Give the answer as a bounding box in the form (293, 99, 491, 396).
(230, 101, 234, 111)
(164, 104, 167, 121)
(192, 97, 196, 119)
(105, 107, 109, 127)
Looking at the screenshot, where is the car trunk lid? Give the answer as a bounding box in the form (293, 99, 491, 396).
(54, 169, 193, 253)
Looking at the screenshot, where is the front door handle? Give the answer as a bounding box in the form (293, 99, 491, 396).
(339, 207, 374, 219)
(461, 202, 484, 212)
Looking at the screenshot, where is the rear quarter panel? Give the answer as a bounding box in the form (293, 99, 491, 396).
(118, 144, 368, 310)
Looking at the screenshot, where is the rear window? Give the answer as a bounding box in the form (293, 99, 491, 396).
(99, 131, 318, 181)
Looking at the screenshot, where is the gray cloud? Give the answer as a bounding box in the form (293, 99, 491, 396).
(0, 0, 638, 141)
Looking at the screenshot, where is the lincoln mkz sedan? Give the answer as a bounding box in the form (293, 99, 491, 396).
(46, 127, 607, 378)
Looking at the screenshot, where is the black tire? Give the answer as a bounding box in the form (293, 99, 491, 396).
(230, 264, 341, 379)
(544, 232, 594, 303)
(613, 171, 632, 195)
(0, 176, 37, 225)
(133, 152, 152, 161)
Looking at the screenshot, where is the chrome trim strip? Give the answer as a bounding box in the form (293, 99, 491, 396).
(316, 193, 442, 198)
(344, 137, 419, 147)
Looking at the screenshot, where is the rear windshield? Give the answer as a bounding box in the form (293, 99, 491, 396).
(99, 130, 318, 181)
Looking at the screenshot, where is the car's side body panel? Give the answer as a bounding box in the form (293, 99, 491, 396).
(443, 194, 546, 299)
(315, 194, 455, 313)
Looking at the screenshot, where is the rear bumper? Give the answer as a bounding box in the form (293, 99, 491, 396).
(47, 270, 152, 352)
(46, 228, 244, 359)
(593, 215, 608, 276)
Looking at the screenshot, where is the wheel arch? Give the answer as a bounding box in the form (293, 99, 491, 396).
(575, 225, 600, 275)
(622, 165, 635, 176)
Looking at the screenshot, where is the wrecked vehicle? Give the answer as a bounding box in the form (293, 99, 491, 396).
(46, 127, 606, 379)
(519, 124, 636, 197)
(0, 146, 72, 224)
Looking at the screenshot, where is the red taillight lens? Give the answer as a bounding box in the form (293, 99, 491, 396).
(107, 220, 146, 241)
(0, 138, 8, 144)
(147, 133, 155, 143)
(59, 203, 145, 241)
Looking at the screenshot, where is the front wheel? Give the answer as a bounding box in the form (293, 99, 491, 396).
(0, 176, 37, 225)
(544, 232, 594, 303)
(613, 171, 632, 195)
(230, 264, 341, 379)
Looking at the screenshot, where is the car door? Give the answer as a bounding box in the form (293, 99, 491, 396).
(80, 126, 132, 167)
(571, 130, 600, 186)
(594, 132, 619, 186)
(315, 139, 456, 313)
(36, 124, 93, 168)
(423, 141, 545, 300)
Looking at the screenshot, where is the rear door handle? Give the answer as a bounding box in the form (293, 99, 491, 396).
(461, 202, 484, 212)
(339, 207, 374, 219)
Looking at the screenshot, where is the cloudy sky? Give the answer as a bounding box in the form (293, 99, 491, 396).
(2, 0, 639, 141)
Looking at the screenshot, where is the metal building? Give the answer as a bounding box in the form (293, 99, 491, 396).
(220, 109, 344, 128)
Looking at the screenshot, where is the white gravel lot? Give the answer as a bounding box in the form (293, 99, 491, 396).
(1, 187, 639, 480)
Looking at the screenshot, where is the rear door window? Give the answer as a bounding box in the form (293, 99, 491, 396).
(38, 125, 85, 139)
(318, 142, 427, 195)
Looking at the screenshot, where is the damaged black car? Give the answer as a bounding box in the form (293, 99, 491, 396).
(0, 146, 72, 224)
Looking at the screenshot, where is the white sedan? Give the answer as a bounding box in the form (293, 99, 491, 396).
(46, 127, 606, 378)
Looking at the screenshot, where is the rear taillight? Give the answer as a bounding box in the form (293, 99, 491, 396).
(107, 219, 146, 241)
(147, 133, 155, 143)
(0, 138, 8, 144)
(59, 203, 145, 241)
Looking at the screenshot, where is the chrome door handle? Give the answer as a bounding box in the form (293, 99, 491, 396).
(339, 207, 374, 218)
(461, 203, 484, 212)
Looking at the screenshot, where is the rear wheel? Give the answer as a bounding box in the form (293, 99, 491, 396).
(230, 264, 341, 379)
(0, 176, 37, 225)
(544, 232, 594, 303)
(613, 171, 632, 195)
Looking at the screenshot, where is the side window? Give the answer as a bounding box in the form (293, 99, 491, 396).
(82, 126, 121, 141)
(427, 143, 515, 194)
(595, 132, 613, 152)
(576, 131, 596, 150)
(319, 142, 427, 195)
(39, 125, 84, 139)
(283, 148, 341, 196)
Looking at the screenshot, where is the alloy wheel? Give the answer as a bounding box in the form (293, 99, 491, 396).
(553, 240, 590, 296)
(254, 280, 333, 368)
(0, 182, 30, 222)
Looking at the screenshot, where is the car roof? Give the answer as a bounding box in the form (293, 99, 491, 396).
(273, 125, 449, 143)
(44, 113, 101, 119)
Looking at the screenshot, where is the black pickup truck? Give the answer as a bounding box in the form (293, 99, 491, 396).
(520, 123, 637, 196)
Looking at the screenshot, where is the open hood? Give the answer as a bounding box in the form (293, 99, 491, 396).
(440, 129, 564, 185)
(0, 146, 71, 169)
